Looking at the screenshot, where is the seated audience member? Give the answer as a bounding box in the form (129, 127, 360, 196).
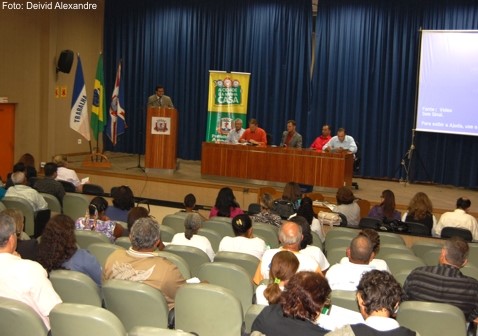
(322, 127, 357, 154)
(226, 118, 245, 144)
(289, 216, 330, 272)
(334, 186, 360, 227)
(280, 120, 303, 148)
(209, 187, 244, 219)
(18, 153, 38, 186)
(177, 193, 207, 220)
(218, 214, 267, 259)
(33, 162, 65, 206)
(325, 235, 375, 290)
(403, 236, 478, 322)
(256, 251, 300, 305)
(171, 213, 215, 261)
(104, 217, 186, 310)
(5, 161, 37, 189)
(340, 229, 389, 272)
(0, 211, 62, 329)
(310, 124, 332, 152)
(253, 221, 322, 285)
(75, 196, 124, 242)
(433, 197, 478, 240)
(251, 271, 331, 336)
(105, 185, 135, 222)
(239, 118, 267, 146)
(401, 192, 437, 235)
(368, 189, 401, 222)
(5, 208, 38, 261)
(5, 171, 48, 212)
(296, 196, 325, 243)
(37, 214, 102, 286)
(283, 181, 303, 211)
(53, 154, 83, 192)
(251, 193, 282, 228)
(326, 270, 417, 336)
(126, 206, 150, 235)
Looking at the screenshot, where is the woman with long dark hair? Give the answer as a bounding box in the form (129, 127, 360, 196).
(368, 189, 401, 221)
(209, 187, 243, 218)
(37, 214, 102, 286)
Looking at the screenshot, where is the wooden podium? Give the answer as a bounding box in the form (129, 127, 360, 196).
(145, 107, 177, 173)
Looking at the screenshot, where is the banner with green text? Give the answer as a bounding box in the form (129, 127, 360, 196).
(206, 71, 250, 142)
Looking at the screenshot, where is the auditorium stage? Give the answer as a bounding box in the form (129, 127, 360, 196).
(68, 151, 478, 215)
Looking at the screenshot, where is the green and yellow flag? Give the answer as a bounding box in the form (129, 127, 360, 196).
(91, 53, 106, 142)
(206, 71, 250, 142)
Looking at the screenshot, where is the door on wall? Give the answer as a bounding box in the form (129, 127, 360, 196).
(0, 103, 15, 183)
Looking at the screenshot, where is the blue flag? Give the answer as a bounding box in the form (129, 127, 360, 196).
(70, 55, 91, 141)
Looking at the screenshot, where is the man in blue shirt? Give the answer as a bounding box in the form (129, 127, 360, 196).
(322, 127, 357, 154)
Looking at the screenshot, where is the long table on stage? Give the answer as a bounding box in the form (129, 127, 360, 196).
(201, 142, 354, 188)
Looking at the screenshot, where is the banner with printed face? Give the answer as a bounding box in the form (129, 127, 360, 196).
(206, 71, 250, 143)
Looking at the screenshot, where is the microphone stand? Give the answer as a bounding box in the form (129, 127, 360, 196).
(126, 101, 148, 172)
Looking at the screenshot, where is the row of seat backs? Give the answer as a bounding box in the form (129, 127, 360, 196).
(47, 270, 245, 336)
(0, 192, 90, 237)
(0, 294, 467, 336)
(162, 213, 281, 249)
(359, 216, 475, 241)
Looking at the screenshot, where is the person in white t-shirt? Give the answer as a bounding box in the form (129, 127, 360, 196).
(326, 235, 376, 291)
(253, 221, 322, 285)
(339, 229, 389, 272)
(218, 214, 267, 260)
(289, 215, 330, 272)
(53, 154, 83, 192)
(171, 213, 215, 261)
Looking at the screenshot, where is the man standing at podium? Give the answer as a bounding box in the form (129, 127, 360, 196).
(148, 85, 174, 108)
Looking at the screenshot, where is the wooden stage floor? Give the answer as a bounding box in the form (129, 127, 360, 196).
(69, 151, 478, 215)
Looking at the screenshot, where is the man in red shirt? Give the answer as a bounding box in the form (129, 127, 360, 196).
(239, 119, 267, 146)
(310, 124, 331, 151)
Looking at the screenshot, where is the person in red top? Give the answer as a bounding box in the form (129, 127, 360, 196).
(309, 124, 331, 151)
(239, 118, 267, 146)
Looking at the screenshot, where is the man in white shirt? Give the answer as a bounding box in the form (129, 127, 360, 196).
(225, 118, 245, 144)
(323, 127, 357, 154)
(253, 221, 322, 285)
(434, 197, 478, 241)
(326, 235, 375, 290)
(53, 154, 83, 192)
(0, 211, 62, 329)
(5, 172, 48, 212)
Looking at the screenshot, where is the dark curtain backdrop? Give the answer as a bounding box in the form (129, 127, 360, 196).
(104, 0, 478, 187)
(311, 0, 478, 187)
(103, 0, 312, 160)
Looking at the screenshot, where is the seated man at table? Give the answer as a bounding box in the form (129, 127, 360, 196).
(225, 118, 245, 144)
(310, 124, 332, 151)
(239, 118, 267, 146)
(323, 127, 357, 154)
(280, 120, 302, 148)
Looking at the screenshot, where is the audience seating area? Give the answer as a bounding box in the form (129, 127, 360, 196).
(2, 184, 478, 336)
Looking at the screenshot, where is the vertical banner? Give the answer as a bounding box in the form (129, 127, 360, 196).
(206, 71, 250, 142)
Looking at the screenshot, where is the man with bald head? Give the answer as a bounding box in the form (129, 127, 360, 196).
(253, 221, 322, 285)
(325, 234, 376, 290)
